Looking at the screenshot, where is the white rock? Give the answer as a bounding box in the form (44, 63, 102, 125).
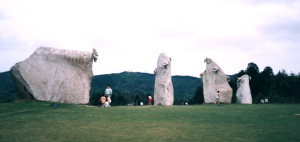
(10, 47, 97, 104)
(154, 53, 174, 106)
(236, 75, 252, 104)
(201, 58, 232, 103)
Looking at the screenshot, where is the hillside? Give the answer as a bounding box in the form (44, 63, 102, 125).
(0, 71, 17, 102)
(0, 71, 202, 102)
(90, 71, 202, 98)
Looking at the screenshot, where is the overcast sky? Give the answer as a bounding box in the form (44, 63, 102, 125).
(0, 0, 299, 77)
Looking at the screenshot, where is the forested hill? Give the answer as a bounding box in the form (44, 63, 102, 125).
(0, 71, 17, 102)
(90, 71, 202, 98)
(0, 71, 202, 102)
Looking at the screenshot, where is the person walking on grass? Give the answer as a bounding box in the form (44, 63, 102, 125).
(104, 84, 112, 107)
(148, 95, 152, 106)
(100, 94, 106, 107)
(216, 91, 220, 106)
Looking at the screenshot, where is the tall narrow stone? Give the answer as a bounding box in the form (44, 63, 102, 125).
(10, 47, 98, 104)
(200, 58, 232, 103)
(236, 75, 252, 104)
(154, 53, 174, 106)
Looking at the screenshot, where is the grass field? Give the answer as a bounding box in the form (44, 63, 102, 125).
(0, 101, 299, 142)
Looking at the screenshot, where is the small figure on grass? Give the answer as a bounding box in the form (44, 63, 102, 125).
(216, 91, 220, 106)
(261, 98, 264, 104)
(104, 96, 110, 107)
(148, 94, 152, 106)
(265, 98, 268, 104)
(100, 94, 106, 107)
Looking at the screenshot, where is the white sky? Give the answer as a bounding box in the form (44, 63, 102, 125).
(0, 0, 299, 77)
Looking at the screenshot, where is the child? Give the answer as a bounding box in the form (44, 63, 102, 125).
(100, 94, 106, 107)
(216, 91, 220, 106)
(265, 98, 268, 104)
(148, 95, 152, 105)
(261, 98, 264, 104)
(104, 96, 109, 107)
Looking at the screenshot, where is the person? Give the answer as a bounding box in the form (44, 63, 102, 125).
(261, 98, 264, 104)
(104, 85, 112, 106)
(100, 94, 106, 107)
(148, 95, 152, 105)
(104, 96, 110, 107)
(216, 91, 220, 106)
(265, 98, 268, 104)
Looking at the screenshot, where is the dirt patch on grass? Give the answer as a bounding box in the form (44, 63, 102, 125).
(84, 105, 97, 107)
(0, 110, 32, 117)
(124, 106, 154, 109)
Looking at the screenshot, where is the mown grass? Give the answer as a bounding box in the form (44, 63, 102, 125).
(0, 101, 299, 142)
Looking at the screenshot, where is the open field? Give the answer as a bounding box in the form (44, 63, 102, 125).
(0, 101, 299, 142)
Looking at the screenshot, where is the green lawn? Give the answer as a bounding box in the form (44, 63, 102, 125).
(0, 101, 299, 142)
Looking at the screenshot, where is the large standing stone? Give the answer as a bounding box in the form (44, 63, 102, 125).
(10, 47, 98, 104)
(154, 53, 174, 106)
(236, 75, 252, 104)
(200, 58, 232, 103)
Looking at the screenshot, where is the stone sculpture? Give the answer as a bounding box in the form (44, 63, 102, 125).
(236, 75, 252, 104)
(201, 57, 232, 103)
(10, 47, 98, 104)
(154, 53, 174, 106)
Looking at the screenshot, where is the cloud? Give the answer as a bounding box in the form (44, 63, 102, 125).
(0, 0, 300, 77)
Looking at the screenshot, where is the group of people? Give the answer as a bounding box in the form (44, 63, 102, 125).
(100, 87, 267, 106)
(137, 95, 153, 106)
(99, 85, 153, 107)
(99, 85, 113, 107)
(261, 98, 268, 104)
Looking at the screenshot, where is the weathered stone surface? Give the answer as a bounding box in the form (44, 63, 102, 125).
(154, 53, 174, 106)
(10, 47, 98, 104)
(236, 75, 252, 104)
(201, 58, 232, 103)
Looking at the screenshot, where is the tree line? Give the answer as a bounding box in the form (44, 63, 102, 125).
(231, 62, 300, 103)
(190, 62, 300, 104)
(90, 62, 300, 106)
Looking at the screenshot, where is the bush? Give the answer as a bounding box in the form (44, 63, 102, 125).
(188, 86, 204, 104)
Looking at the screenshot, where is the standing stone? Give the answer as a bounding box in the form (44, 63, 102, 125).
(10, 47, 98, 104)
(154, 53, 174, 106)
(200, 58, 232, 103)
(236, 75, 252, 104)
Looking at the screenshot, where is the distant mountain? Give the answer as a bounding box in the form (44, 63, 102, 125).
(0, 71, 202, 103)
(0, 71, 17, 102)
(0, 71, 15, 92)
(90, 72, 202, 98)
